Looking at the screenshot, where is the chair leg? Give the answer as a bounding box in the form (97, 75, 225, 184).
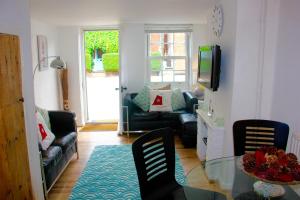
(75, 139, 79, 159)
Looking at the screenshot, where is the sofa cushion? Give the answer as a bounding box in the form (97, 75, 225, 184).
(160, 110, 187, 121)
(36, 106, 51, 130)
(36, 112, 56, 150)
(133, 86, 150, 112)
(48, 111, 76, 137)
(149, 89, 173, 112)
(132, 111, 160, 121)
(53, 132, 77, 153)
(179, 113, 197, 134)
(179, 113, 197, 124)
(179, 113, 197, 147)
(171, 88, 186, 111)
(151, 84, 171, 90)
(42, 146, 63, 169)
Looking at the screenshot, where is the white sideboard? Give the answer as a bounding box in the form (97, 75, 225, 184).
(196, 108, 225, 161)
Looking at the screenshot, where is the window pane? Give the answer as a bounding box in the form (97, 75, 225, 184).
(162, 70, 174, 82)
(163, 59, 173, 69)
(174, 44, 186, 56)
(150, 59, 163, 71)
(174, 71, 185, 82)
(164, 44, 173, 56)
(148, 32, 188, 83)
(151, 71, 162, 82)
(149, 44, 162, 56)
(174, 33, 185, 43)
(166, 33, 174, 43)
(150, 33, 161, 43)
(174, 59, 186, 70)
(155, 42, 173, 56)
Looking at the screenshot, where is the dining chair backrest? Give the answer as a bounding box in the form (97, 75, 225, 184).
(233, 119, 289, 156)
(132, 127, 181, 200)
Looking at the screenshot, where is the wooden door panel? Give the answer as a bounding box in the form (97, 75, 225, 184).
(0, 104, 25, 144)
(0, 34, 33, 199)
(0, 34, 22, 107)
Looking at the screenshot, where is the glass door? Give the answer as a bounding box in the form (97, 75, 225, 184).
(83, 30, 120, 124)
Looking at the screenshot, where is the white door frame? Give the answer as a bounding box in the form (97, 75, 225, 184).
(80, 27, 123, 132)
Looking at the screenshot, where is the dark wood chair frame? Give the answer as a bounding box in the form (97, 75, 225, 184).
(132, 127, 226, 200)
(233, 119, 289, 156)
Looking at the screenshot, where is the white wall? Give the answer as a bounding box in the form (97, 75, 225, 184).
(0, 0, 44, 199)
(260, 0, 280, 119)
(57, 27, 85, 126)
(227, 1, 268, 156)
(31, 19, 61, 110)
(204, 0, 237, 156)
(230, 1, 266, 121)
(271, 0, 300, 135)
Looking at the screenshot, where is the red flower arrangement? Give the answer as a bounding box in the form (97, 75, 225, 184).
(242, 146, 300, 183)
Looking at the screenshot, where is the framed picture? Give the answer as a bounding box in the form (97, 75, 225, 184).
(37, 35, 48, 71)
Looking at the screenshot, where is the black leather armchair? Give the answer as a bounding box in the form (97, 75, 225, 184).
(41, 111, 78, 194)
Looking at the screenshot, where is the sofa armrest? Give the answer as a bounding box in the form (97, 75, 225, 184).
(183, 91, 198, 113)
(123, 93, 140, 122)
(48, 111, 77, 137)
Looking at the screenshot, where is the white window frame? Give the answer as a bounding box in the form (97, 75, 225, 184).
(145, 29, 192, 89)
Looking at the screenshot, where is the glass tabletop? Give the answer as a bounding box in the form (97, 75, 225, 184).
(186, 156, 300, 200)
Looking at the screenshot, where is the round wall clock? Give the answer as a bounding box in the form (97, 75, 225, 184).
(211, 5, 223, 37)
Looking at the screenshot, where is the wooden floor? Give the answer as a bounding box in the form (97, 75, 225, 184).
(47, 131, 206, 200)
(78, 123, 118, 132)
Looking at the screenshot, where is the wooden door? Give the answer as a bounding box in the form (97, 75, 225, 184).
(0, 34, 33, 199)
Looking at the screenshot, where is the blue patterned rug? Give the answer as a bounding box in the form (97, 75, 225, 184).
(69, 145, 186, 200)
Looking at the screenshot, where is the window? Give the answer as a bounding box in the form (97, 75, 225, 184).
(147, 32, 190, 83)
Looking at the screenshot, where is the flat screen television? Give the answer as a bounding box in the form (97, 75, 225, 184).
(197, 45, 221, 91)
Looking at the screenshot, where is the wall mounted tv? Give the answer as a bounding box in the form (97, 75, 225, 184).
(197, 45, 221, 91)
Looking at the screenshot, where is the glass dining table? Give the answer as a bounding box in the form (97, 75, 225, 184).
(186, 157, 300, 200)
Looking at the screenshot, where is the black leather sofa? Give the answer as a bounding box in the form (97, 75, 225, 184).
(40, 111, 78, 194)
(123, 91, 198, 147)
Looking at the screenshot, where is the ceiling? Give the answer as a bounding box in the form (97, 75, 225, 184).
(30, 0, 212, 26)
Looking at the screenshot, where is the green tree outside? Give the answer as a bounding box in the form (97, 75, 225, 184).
(150, 52, 162, 71)
(84, 31, 119, 72)
(85, 52, 93, 72)
(102, 53, 119, 72)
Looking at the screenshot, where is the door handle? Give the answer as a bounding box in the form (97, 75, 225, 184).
(18, 97, 24, 102)
(115, 86, 127, 92)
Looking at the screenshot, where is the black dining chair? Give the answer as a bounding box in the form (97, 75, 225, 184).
(231, 120, 291, 198)
(233, 119, 290, 156)
(132, 127, 226, 200)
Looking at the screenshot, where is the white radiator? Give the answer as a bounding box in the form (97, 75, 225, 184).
(287, 133, 300, 194)
(286, 133, 300, 156)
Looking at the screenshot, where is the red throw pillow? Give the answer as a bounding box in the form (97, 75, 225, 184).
(149, 90, 172, 112)
(36, 112, 55, 150)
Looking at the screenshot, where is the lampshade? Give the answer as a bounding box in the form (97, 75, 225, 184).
(192, 83, 205, 100)
(33, 56, 66, 78)
(50, 57, 66, 69)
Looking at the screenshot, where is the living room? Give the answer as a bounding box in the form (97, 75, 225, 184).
(1, 0, 300, 199)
